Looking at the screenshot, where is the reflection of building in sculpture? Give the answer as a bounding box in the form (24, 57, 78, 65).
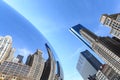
(100, 13, 120, 39)
(55, 61, 64, 80)
(26, 49, 45, 80)
(70, 24, 120, 76)
(0, 35, 15, 63)
(0, 35, 64, 80)
(12, 54, 24, 63)
(40, 43, 56, 80)
(17, 55, 23, 63)
(0, 49, 45, 80)
(96, 64, 120, 80)
(76, 50, 102, 80)
(0, 61, 31, 80)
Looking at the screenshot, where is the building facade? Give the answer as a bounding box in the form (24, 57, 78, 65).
(100, 13, 120, 39)
(70, 24, 120, 75)
(0, 35, 15, 63)
(96, 64, 120, 80)
(27, 49, 45, 80)
(0, 61, 31, 80)
(76, 50, 102, 80)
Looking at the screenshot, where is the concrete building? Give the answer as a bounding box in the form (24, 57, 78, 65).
(76, 50, 102, 80)
(96, 64, 120, 80)
(0, 49, 46, 80)
(100, 13, 120, 39)
(0, 61, 31, 80)
(70, 24, 120, 75)
(12, 57, 19, 63)
(0, 35, 15, 63)
(26, 49, 45, 80)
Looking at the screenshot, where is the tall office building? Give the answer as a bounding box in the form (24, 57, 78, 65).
(17, 55, 23, 63)
(100, 13, 120, 39)
(0, 35, 14, 63)
(6, 48, 15, 62)
(70, 24, 120, 75)
(26, 49, 45, 80)
(76, 50, 102, 80)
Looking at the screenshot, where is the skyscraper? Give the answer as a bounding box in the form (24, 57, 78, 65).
(100, 13, 120, 39)
(76, 50, 102, 80)
(70, 24, 120, 75)
(26, 49, 45, 80)
(17, 55, 23, 63)
(0, 35, 14, 63)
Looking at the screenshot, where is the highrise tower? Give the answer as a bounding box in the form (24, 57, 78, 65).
(26, 49, 45, 80)
(0, 35, 15, 63)
(100, 13, 120, 39)
(77, 50, 102, 80)
(70, 24, 120, 75)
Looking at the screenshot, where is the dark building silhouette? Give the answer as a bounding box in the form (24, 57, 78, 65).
(17, 55, 23, 63)
(40, 43, 56, 80)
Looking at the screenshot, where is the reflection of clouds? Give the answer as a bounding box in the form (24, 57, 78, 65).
(66, 47, 85, 61)
(18, 48, 31, 57)
(17, 48, 31, 63)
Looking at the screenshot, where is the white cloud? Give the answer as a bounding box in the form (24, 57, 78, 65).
(17, 48, 31, 58)
(66, 47, 85, 62)
(13, 48, 32, 63)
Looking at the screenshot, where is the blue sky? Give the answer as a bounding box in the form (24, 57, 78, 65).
(3, 0, 120, 80)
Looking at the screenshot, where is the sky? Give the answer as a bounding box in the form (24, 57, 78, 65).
(3, 0, 120, 80)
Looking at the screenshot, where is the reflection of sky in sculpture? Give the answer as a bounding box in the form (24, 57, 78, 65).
(2, 0, 120, 80)
(0, 1, 59, 63)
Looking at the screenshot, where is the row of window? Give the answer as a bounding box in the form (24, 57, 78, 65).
(96, 70, 109, 80)
(92, 43, 120, 75)
(110, 28, 120, 39)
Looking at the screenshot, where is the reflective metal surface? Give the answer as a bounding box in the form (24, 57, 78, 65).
(0, 1, 63, 80)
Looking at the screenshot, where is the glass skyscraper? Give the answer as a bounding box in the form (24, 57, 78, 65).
(76, 50, 102, 80)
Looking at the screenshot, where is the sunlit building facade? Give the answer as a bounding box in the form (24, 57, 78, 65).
(0, 36, 15, 63)
(100, 13, 120, 39)
(27, 49, 45, 80)
(76, 50, 102, 80)
(0, 61, 31, 80)
(96, 64, 120, 80)
(70, 24, 120, 76)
